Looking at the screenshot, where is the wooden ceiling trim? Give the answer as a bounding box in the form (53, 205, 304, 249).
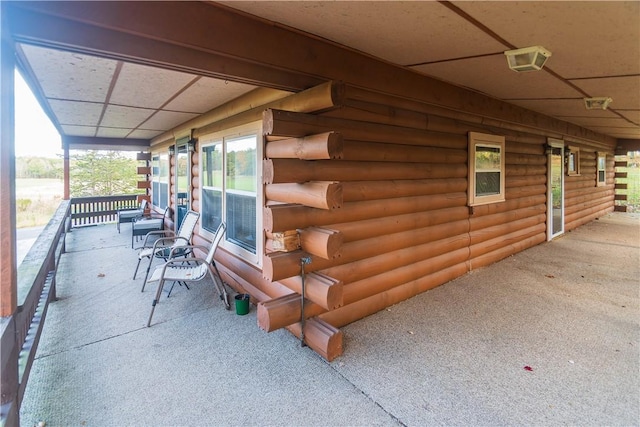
(96, 61, 123, 138)
(62, 135, 149, 151)
(437, 1, 515, 49)
(7, 3, 322, 92)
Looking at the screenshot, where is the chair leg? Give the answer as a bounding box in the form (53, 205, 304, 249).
(133, 258, 142, 280)
(141, 256, 155, 292)
(147, 279, 166, 327)
(209, 270, 230, 310)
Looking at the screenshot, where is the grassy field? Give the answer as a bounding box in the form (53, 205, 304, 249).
(16, 178, 63, 228)
(619, 167, 640, 212)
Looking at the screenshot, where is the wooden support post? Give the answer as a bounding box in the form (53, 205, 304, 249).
(0, 7, 19, 424)
(265, 181, 343, 210)
(0, 4, 17, 317)
(63, 140, 70, 200)
(265, 131, 344, 160)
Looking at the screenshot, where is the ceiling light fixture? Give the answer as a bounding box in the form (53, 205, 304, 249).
(504, 46, 552, 72)
(584, 97, 613, 110)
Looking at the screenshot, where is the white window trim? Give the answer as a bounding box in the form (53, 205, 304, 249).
(468, 132, 506, 206)
(151, 153, 169, 210)
(199, 121, 263, 267)
(597, 152, 607, 186)
(567, 146, 580, 176)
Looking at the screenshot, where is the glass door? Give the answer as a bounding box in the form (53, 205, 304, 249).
(175, 144, 190, 229)
(547, 141, 564, 240)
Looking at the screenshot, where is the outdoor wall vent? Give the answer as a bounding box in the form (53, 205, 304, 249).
(504, 46, 552, 72)
(584, 97, 613, 110)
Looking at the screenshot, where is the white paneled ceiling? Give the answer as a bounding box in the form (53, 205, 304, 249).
(17, 42, 257, 145)
(14, 1, 640, 144)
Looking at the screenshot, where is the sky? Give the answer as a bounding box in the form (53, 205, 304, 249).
(14, 70, 62, 158)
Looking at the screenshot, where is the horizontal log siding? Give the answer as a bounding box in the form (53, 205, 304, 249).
(564, 152, 615, 231)
(169, 81, 616, 359)
(468, 136, 548, 270)
(263, 105, 473, 331)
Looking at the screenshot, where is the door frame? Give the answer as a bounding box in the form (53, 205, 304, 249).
(547, 138, 565, 240)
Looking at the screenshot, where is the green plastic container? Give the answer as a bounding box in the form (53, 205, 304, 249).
(235, 294, 250, 315)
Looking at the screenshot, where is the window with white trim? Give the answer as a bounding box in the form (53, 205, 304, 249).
(567, 146, 580, 176)
(468, 132, 506, 206)
(200, 123, 262, 265)
(151, 153, 169, 209)
(597, 152, 607, 186)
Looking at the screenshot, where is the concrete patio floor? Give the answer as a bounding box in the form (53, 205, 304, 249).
(20, 213, 639, 426)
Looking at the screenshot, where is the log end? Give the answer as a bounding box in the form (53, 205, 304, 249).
(304, 318, 344, 362)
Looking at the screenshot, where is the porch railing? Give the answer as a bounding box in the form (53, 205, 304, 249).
(70, 195, 139, 227)
(1, 200, 70, 426)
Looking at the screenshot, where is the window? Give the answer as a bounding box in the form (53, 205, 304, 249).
(468, 132, 506, 206)
(151, 153, 169, 208)
(597, 152, 607, 186)
(200, 123, 262, 264)
(567, 146, 580, 176)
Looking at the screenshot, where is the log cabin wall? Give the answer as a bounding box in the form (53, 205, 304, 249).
(258, 83, 616, 359)
(149, 81, 616, 361)
(564, 150, 615, 231)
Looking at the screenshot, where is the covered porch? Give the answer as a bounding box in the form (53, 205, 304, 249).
(18, 212, 639, 426)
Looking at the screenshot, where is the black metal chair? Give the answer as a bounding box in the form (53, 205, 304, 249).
(117, 199, 148, 233)
(130, 207, 169, 248)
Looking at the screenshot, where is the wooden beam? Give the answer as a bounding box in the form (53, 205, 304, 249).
(265, 181, 343, 210)
(278, 272, 343, 311)
(7, 2, 322, 92)
(264, 109, 468, 150)
(264, 192, 468, 233)
(258, 293, 325, 333)
(266, 132, 344, 160)
(63, 136, 149, 151)
(298, 227, 343, 260)
(263, 158, 466, 184)
(286, 318, 343, 362)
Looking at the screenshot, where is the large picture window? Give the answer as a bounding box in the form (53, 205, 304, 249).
(200, 124, 261, 264)
(468, 132, 506, 206)
(151, 153, 169, 209)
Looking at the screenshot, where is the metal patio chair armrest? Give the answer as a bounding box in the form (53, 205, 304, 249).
(168, 244, 209, 260)
(141, 230, 175, 247)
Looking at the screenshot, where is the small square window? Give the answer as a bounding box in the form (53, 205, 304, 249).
(567, 146, 580, 176)
(468, 132, 506, 206)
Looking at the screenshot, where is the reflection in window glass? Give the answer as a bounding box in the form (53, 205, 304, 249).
(475, 145, 501, 196)
(152, 154, 169, 208)
(201, 133, 258, 257)
(202, 143, 223, 234)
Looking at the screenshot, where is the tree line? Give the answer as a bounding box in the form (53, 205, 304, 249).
(17, 151, 142, 197)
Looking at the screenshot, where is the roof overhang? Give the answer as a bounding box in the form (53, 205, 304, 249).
(62, 136, 150, 152)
